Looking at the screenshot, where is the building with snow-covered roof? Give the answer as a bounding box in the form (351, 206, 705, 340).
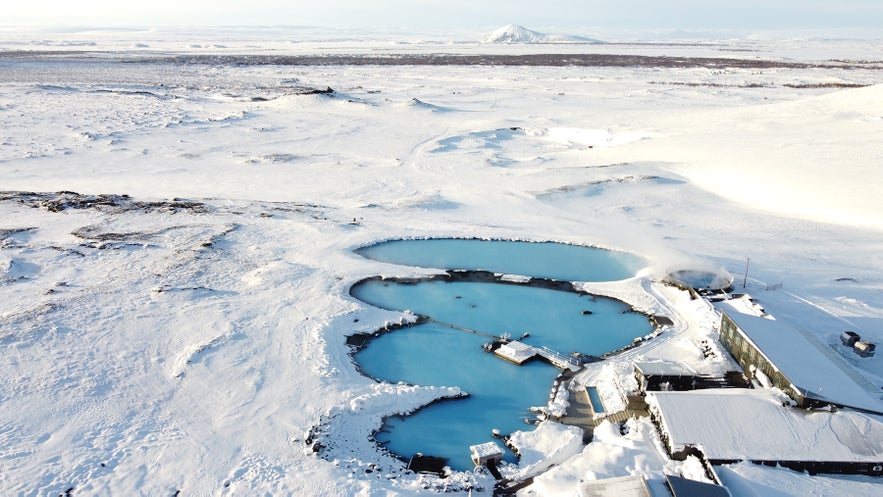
(715, 298, 883, 414)
(494, 340, 536, 365)
(665, 474, 732, 497)
(470, 441, 503, 467)
(578, 474, 651, 497)
(634, 361, 698, 392)
(647, 389, 883, 476)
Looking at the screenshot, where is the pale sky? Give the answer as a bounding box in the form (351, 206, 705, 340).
(4, 0, 883, 33)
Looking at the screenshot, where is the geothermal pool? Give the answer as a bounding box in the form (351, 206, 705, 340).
(351, 239, 651, 471)
(355, 238, 646, 282)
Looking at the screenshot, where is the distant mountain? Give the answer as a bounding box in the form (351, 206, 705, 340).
(481, 24, 602, 44)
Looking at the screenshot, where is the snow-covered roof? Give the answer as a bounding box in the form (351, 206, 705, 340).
(470, 441, 503, 459)
(715, 299, 883, 413)
(648, 389, 883, 462)
(495, 340, 536, 364)
(634, 361, 697, 377)
(666, 475, 732, 497)
(578, 474, 651, 497)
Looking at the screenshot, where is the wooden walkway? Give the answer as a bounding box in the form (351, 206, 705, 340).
(535, 346, 581, 371)
(562, 387, 596, 434)
(428, 318, 503, 340)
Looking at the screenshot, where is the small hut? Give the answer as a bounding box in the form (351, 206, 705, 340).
(470, 442, 503, 467)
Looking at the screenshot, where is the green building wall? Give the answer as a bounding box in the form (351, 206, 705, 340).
(719, 312, 806, 406)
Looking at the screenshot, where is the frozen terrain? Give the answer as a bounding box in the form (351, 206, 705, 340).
(1, 28, 882, 496)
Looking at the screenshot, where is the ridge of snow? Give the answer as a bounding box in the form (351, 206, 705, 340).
(499, 421, 585, 480)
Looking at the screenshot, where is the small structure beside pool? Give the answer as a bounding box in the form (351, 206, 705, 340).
(494, 340, 536, 365)
(470, 442, 503, 467)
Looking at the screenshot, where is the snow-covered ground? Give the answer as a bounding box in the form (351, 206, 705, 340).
(1, 29, 881, 496)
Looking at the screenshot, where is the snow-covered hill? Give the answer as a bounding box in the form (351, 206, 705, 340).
(481, 24, 601, 44)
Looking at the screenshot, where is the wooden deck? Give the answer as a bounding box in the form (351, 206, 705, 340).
(493, 340, 581, 371)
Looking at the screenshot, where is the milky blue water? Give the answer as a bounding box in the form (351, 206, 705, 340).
(356, 238, 645, 282)
(352, 279, 651, 470)
(359, 321, 558, 470)
(587, 386, 605, 414)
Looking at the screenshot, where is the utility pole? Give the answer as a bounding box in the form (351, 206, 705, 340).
(743, 257, 750, 288)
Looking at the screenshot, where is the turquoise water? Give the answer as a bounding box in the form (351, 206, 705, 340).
(359, 322, 558, 470)
(587, 386, 605, 414)
(353, 280, 648, 357)
(352, 279, 651, 470)
(356, 238, 645, 282)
